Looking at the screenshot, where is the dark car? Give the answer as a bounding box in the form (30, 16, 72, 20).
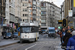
(13, 32, 18, 38)
(4, 33, 12, 39)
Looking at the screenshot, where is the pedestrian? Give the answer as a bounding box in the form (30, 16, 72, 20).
(66, 31, 75, 50)
(58, 29, 63, 44)
(71, 28, 74, 32)
(62, 28, 66, 45)
(2, 30, 6, 39)
(65, 26, 71, 34)
(62, 30, 72, 49)
(65, 27, 68, 34)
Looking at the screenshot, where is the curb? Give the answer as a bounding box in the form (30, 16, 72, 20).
(0, 42, 18, 48)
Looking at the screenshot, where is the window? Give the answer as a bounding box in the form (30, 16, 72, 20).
(25, 14, 28, 16)
(25, 9, 27, 11)
(23, 14, 24, 16)
(23, 19, 24, 21)
(23, 14, 28, 17)
(23, 3, 24, 6)
(41, 20, 46, 23)
(41, 11, 46, 15)
(23, 8, 24, 11)
(25, 0, 27, 1)
(41, 23, 46, 26)
(33, 14, 36, 16)
(41, 7, 45, 10)
(41, 3, 46, 7)
(25, 19, 28, 22)
(23, 8, 27, 11)
(20, 26, 38, 33)
(23, 3, 27, 6)
(33, 0, 36, 1)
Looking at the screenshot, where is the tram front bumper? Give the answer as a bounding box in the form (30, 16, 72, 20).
(20, 38, 35, 41)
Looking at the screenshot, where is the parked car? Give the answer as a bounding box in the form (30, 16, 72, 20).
(4, 32, 12, 39)
(13, 32, 18, 38)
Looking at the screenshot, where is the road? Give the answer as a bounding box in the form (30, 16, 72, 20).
(0, 34, 61, 50)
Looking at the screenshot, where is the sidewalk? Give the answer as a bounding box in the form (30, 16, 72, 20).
(0, 39, 19, 47)
(55, 42, 64, 50)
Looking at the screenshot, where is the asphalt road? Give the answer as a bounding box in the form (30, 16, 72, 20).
(0, 34, 61, 50)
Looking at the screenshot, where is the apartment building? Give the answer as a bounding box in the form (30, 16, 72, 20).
(0, 0, 6, 25)
(21, 0, 41, 26)
(0, 0, 6, 37)
(50, 3, 61, 27)
(5, 0, 15, 24)
(41, 1, 61, 30)
(15, 0, 21, 23)
(61, 1, 65, 20)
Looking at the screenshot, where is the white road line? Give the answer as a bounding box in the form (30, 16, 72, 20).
(25, 44, 36, 50)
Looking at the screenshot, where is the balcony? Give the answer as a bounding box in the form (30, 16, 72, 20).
(41, 8, 46, 11)
(33, 11, 36, 14)
(41, 20, 46, 23)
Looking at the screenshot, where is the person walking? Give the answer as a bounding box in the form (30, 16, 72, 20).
(71, 28, 74, 32)
(58, 29, 63, 44)
(65, 26, 71, 34)
(59, 28, 66, 45)
(66, 31, 75, 50)
(62, 28, 66, 43)
(62, 30, 72, 49)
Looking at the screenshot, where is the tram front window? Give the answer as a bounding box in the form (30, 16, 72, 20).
(21, 27, 31, 33)
(20, 26, 38, 33)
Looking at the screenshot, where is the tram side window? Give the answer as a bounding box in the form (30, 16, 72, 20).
(31, 27, 38, 32)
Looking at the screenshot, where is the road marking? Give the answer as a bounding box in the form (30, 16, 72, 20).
(25, 44, 36, 50)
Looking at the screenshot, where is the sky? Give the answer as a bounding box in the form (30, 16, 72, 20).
(40, 0, 64, 7)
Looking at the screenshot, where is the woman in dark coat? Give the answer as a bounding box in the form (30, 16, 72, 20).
(67, 31, 75, 50)
(62, 30, 72, 49)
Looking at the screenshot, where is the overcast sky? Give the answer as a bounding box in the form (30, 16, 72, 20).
(40, 0, 64, 7)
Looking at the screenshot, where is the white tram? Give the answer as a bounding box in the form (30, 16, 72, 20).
(20, 22, 39, 43)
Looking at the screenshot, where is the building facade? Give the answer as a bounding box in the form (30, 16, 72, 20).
(61, 1, 65, 20)
(41, 1, 61, 30)
(0, 0, 6, 25)
(61, 0, 74, 28)
(50, 3, 61, 27)
(21, 0, 41, 26)
(15, 0, 21, 23)
(0, 0, 6, 38)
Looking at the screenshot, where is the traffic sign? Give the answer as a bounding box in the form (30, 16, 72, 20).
(68, 10, 73, 17)
(58, 20, 62, 24)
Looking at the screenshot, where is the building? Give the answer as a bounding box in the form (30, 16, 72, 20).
(41, 1, 61, 30)
(50, 3, 61, 27)
(21, 0, 41, 26)
(5, 0, 21, 29)
(0, 0, 6, 38)
(15, 0, 21, 23)
(0, 0, 6, 25)
(61, 1, 65, 20)
(61, 0, 75, 28)
(5, 0, 16, 24)
(64, 0, 71, 18)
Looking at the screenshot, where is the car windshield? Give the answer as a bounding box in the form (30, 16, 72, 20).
(14, 32, 18, 34)
(49, 30, 55, 32)
(7, 33, 11, 35)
